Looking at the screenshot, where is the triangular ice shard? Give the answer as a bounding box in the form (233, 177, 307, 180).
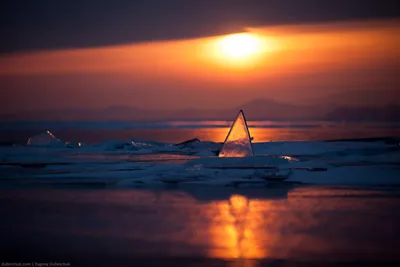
(218, 110, 254, 157)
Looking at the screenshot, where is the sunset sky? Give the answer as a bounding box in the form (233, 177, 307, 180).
(0, 0, 399, 113)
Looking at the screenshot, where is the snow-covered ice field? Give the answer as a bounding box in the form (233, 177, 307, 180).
(1, 131, 399, 188)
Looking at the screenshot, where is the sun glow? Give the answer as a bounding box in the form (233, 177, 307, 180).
(218, 33, 262, 59)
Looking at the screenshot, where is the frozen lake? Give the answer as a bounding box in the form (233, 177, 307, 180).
(1, 120, 399, 266)
(1, 185, 399, 266)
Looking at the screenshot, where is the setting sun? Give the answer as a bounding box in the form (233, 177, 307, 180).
(218, 33, 262, 59)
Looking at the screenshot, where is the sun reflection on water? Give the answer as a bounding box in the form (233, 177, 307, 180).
(4, 187, 398, 263)
(208, 195, 268, 259)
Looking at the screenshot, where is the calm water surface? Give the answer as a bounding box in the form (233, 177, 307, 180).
(1, 185, 399, 266)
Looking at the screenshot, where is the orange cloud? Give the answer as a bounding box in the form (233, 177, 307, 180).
(0, 19, 399, 112)
(1, 18, 398, 80)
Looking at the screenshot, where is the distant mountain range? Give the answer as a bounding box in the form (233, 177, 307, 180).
(305, 89, 400, 107)
(1, 98, 399, 122)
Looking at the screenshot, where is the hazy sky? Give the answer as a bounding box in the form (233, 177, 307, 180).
(0, 0, 399, 112)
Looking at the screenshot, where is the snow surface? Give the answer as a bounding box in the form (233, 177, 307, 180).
(0, 133, 399, 187)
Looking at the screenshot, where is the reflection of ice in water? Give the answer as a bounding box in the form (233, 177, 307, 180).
(209, 195, 266, 259)
(219, 110, 254, 157)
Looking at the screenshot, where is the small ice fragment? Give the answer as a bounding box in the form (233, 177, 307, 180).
(175, 138, 200, 147)
(65, 141, 86, 148)
(26, 130, 62, 147)
(99, 140, 130, 150)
